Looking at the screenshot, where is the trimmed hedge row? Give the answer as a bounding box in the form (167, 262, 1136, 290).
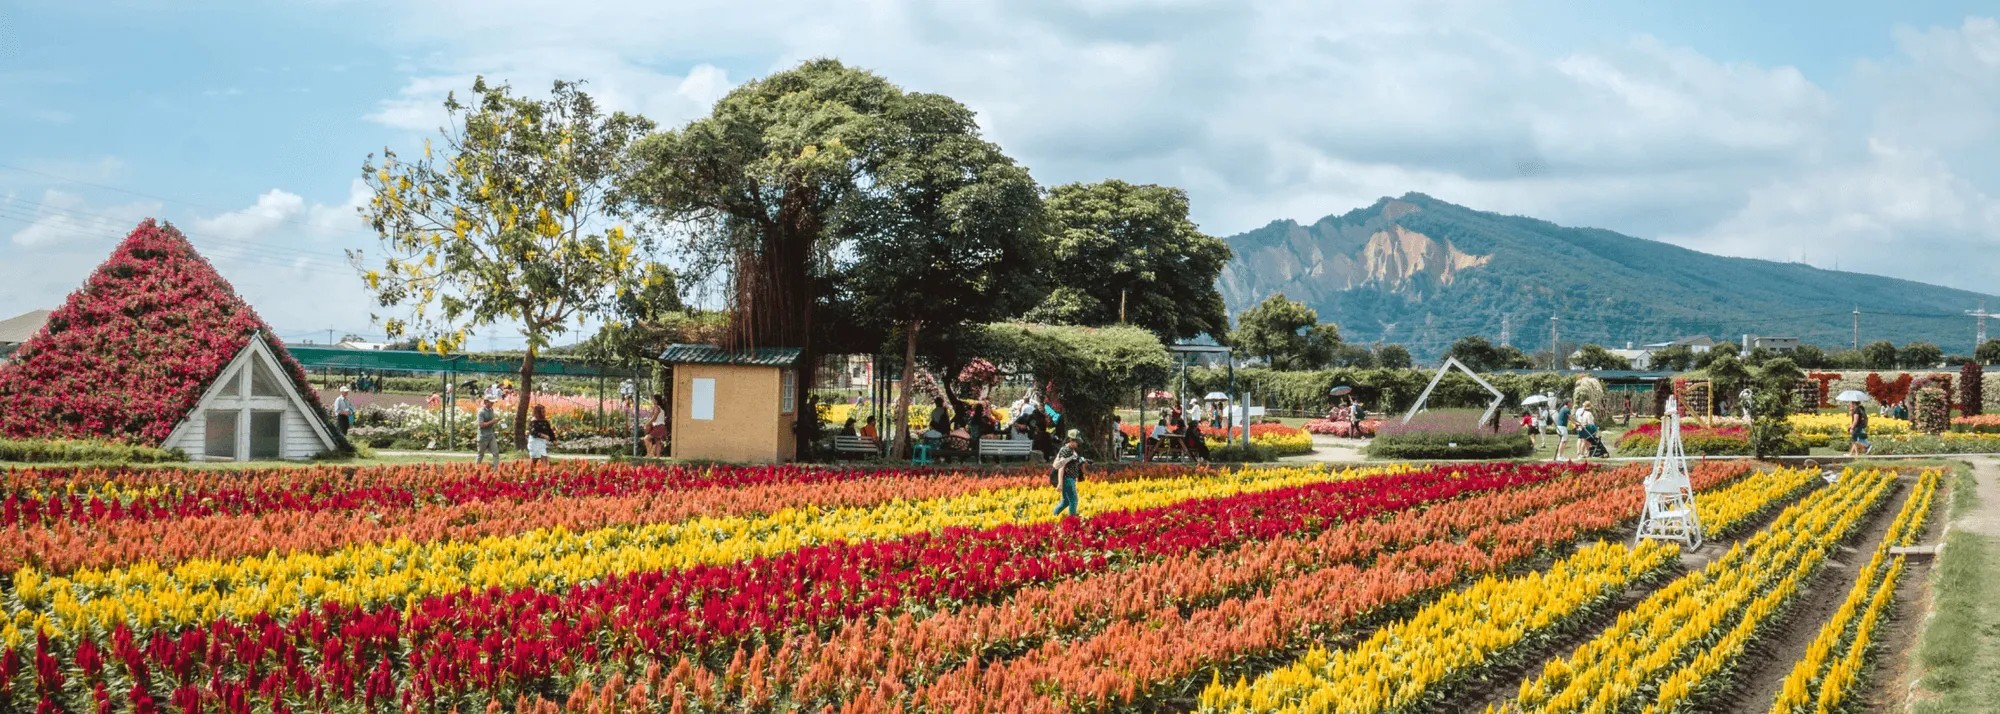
(1365, 431, 1534, 460)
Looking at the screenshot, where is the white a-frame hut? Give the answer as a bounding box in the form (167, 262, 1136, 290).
(163, 332, 342, 461)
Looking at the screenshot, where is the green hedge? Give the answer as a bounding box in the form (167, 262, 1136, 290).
(1365, 432, 1533, 460)
(0, 438, 186, 463)
(1180, 367, 1586, 415)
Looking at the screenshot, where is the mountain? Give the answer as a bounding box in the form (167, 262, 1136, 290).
(1218, 193, 1997, 359)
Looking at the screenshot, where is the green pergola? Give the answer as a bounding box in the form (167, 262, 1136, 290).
(287, 346, 644, 377)
(287, 346, 649, 453)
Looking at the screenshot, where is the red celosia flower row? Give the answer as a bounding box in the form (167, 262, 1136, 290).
(0, 464, 1571, 711)
(2, 461, 1013, 527)
(680, 462, 1744, 711)
(0, 220, 329, 446)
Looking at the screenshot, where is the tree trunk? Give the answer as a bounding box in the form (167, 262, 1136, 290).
(890, 321, 922, 459)
(513, 343, 538, 450)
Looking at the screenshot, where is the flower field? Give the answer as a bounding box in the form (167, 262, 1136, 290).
(0, 457, 1947, 712)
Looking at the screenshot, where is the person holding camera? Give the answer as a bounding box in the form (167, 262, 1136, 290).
(1050, 431, 1086, 518)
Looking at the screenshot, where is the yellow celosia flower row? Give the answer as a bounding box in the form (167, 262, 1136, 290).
(1, 463, 1402, 649)
(1693, 466, 1819, 535)
(1503, 468, 1895, 714)
(1787, 413, 1911, 437)
(1197, 539, 1678, 713)
(1769, 469, 1942, 713)
(1190, 465, 1814, 714)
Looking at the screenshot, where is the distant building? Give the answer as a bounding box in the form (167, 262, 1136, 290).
(0, 309, 52, 364)
(1640, 336, 1716, 354)
(1742, 335, 1800, 352)
(1609, 346, 1653, 370)
(1566, 342, 1656, 370)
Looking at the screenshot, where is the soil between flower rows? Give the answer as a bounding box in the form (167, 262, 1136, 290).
(1716, 472, 1917, 713)
(1447, 476, 1830, 714)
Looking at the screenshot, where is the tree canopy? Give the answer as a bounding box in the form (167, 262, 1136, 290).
(1571, 344, 1632, 371)
(1444, 336, 1506, 372)
(1230, 294, 1337, 370)
(356, 77, 653, 445)
(1899, 341, 1944, 369)
(625, 59, 900, 359)
(834, 90, 1047, 454)
(1862, 340, 1898, 369)
(1025, 180, 1232, 342)
(1649, 344, 1697, 371)
(1977, 339, 2000, 365)
(1374, 344, 1414, 369)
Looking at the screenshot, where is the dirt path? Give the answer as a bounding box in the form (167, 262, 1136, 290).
(1958, 458, 2000, 537)
(1279, 434, 1369, 464)
(1721, 472, 1913, 713)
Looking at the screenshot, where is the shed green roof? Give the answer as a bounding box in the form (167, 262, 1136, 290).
(657, 344, 802, 367)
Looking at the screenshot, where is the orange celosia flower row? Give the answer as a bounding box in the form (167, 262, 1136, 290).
(521, 462, 1766, 713)
(1, 471, 1068, 573)
(685, 462, 1748, 710)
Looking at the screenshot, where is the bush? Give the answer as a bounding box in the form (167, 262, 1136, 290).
(0, 438, 185, 463)
(1366, 431, 1533, 460)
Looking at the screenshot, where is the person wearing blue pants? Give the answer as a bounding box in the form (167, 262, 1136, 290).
(1051, 434, 1084, 517)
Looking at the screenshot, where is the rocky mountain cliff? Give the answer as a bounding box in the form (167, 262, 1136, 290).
(1218, 193, 1996, 358)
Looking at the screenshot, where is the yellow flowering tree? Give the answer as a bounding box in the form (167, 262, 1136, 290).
(355, 77, 655, 446)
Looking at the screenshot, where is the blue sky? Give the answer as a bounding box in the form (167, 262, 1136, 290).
(4, 0, 1999, 349)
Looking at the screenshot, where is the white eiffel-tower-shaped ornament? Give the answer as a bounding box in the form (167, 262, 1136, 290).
(1636, 396, 1703, 548)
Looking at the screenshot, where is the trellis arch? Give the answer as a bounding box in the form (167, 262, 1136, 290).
(1401, 357, 1506, 427)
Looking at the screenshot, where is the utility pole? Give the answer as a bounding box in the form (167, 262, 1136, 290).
(1969, 301, 1994, 349)
(1550, 316, 1561, 370)
(1500, 315, 1511, 348)
(1852, 307, 1860, 351)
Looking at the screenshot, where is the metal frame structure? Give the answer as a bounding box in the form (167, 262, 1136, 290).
(1401, 357, 1506, 428)
(1636, 396, 1704, 547)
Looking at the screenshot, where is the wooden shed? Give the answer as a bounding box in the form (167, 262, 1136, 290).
(658, 344, 804, 463)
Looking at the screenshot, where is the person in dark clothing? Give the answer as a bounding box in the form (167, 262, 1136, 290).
(1181, 417, 1210, 463)
(927, 397, 952, 439)
(839, 418, 858, 437)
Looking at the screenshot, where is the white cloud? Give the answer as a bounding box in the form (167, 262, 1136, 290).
(7, 189, 159, 248)
(336, 2, 2000, 297)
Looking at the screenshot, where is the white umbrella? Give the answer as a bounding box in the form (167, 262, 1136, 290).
(1520, 394, 1552, 406)
(1204, 391, 1230, 401)
(1834, 390, 1871, 403)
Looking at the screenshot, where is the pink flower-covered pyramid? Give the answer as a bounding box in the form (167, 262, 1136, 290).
(0, 219, 329, 445)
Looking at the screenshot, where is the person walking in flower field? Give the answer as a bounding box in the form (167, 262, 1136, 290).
(475, 397, 502, 468)
(1552, 400, 1572, 461)
(526, 404, 556, 466)
(1050, 432, 1085, 518)
(1848, 400, 1872, 456)
(333, 386, 356, 435)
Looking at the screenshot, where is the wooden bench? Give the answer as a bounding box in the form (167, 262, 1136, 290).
(979, 438, 1038, 462)
(833, 435, 881, 459)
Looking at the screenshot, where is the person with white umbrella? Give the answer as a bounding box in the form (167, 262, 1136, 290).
(1848, 392, 1864, 454)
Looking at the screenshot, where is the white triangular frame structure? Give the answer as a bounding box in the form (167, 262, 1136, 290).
(1636, 395, 1703, 548)
(1401, 357, 1506, 428)
(161, 332, 341, 461)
